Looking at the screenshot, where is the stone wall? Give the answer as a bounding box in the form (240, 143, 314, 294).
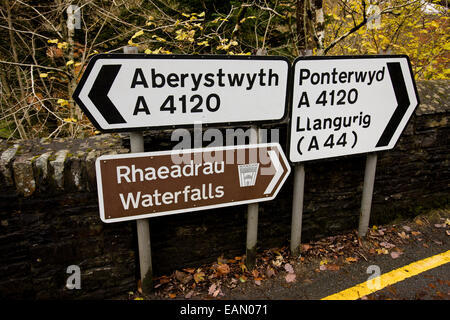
(0, 80, 448, 299)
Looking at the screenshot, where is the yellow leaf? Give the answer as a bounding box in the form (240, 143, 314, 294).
(320, 259, 329, 265)
(193, 271, 205, 283)
(66, 60, 74, 66)
(39, 73, 48, 78)
(430, 21, 439, 28)
(132, 30, 144, 39)
(197, 11, 205, 18)
(133, 297, 143, 300)
(63, 118, 77, 123)
(47, 39, 59, 44)
(57, 42, 68, 49)
(240, 16, 256, 23)
(57, 99, 69, 106)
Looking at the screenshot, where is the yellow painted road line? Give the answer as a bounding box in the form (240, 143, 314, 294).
(322, 249, 450, 300)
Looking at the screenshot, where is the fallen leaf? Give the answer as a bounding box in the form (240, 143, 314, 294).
(239, 275, 247, 283)
(137, 280, 143, 294)
(185, 290, 194, 299)
(266, 267, 275, 278)
(217, 264, 230, 275)
(213, 288, 221, 297)
(415, 219, 424, 226)
(285, 273, 296, 283)
(301, 244, 311, 252)
(446, 230, 450, 236)
(402, 226, 411, 232)
(326, 264, 340, 271)
(193, 271, 205, 283)
(346, 257, 358, 263)
(376, 248, 389, 255)
(380, 242, 396, 249)
(251, 269, 259, 278)
(398, 231, 409, 239)
(284, 263, 294, 274)
(272, 259, 282, 267)
(411, 231, 422, 236)
(254, 280, 261, 286)
(319, 265, 327, 271)
(175, 270, 192, 284)
(320, 259, 329, 266)
(390, 251, 402, 259)
(183, 268, 195, 274)
(169, 293, 176, 299)
(208, 283, 217, 295)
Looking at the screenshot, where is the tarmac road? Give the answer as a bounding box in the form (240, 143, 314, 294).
(217, 211, 450, 300)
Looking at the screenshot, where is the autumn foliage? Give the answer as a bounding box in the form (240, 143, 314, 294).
(0, 0, 448, 139)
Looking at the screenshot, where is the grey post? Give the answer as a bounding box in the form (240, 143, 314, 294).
(358, 152, 378, 237)
(289, 50, 311, 257)
(290, 163, 305, 256)
(125, 46, 153, 292)
(245, 48, 267, 269)
(245, 125, 259, 269)
(358, 43, 383, 238)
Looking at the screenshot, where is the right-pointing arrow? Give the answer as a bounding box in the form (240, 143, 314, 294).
(376, 62, 410, 147)
(264, 150, 283, 195)
(88, 64, 127, 125)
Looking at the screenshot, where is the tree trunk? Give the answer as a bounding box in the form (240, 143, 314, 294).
(4, 0, 28, 139)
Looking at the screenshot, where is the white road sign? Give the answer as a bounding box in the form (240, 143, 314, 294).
(73, 54, 290, 132)
(289, 55, 419, 162)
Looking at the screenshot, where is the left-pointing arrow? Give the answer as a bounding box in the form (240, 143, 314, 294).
(88, 64, 126, 124)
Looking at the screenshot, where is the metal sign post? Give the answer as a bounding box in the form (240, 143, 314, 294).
(124, 46, 153, 293)
(290, 162, 305, 256)
(129, 131, 153, 293)
(289, 51, 311, 257)
(245, 125, 259, 269)
(358, 152, 377, 237)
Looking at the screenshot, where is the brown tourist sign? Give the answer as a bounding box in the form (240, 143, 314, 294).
(96, 143, 290, 223)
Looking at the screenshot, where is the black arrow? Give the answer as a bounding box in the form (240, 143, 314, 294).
(375, 62, 410, 147)
(88, 64, 126, 124)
